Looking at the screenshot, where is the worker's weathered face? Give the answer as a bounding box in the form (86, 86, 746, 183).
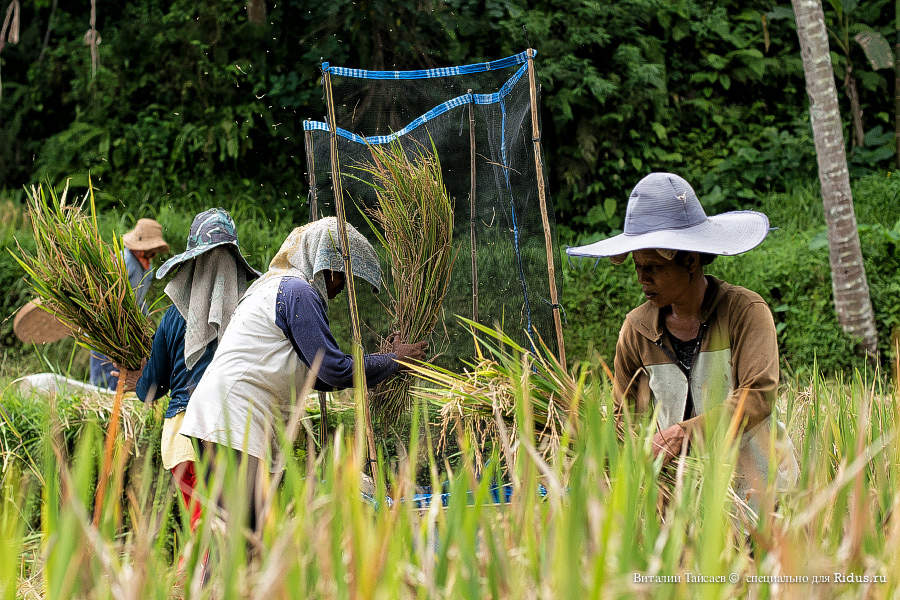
(632, 250, 695, 308)
(131, 249, 158, 270)
(324, 270, 346, 299)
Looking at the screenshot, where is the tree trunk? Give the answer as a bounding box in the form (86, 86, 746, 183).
(895, 0, 899, 168)
(792, 0, 879, 357)
(247, 0, 266, 25)
(844, 65, 865, 148)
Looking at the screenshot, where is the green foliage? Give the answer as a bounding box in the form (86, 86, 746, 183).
(562, 173, 900, 374)
(2, 0, 897, 227)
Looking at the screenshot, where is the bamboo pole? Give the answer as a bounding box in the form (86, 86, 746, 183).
(525, 48, 566, 366)
(92, 370, 127, 525)
(467, 90, 479, 323)
(304, 124, 329, 449)
(323, 69, 378, 478)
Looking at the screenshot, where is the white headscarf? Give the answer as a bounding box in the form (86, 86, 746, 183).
(244, 217, 382, 305)
(164, 247, 250, 369)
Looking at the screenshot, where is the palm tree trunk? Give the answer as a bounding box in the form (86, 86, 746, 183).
(792, 0, 879, 357)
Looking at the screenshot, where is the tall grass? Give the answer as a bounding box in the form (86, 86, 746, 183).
(0, 334, 897, 598)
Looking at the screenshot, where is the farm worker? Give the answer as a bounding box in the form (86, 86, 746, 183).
(566, 172, 798, 510)
(118, 208, 260, 532)
(180, 217, 427, 526)
(90, 218, 169, 390)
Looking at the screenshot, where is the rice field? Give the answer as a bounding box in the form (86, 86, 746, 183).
(1, 334, 897, 599)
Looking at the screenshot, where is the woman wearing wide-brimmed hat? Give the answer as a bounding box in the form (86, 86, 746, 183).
(90, 218, 170, 390)
(118, 208, 259, 533)
(567, 172, 798, 510)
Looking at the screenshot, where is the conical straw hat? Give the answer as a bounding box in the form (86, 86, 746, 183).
(13, 299, 71, 344)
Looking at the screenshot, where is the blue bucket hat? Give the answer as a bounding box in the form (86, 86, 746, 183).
(156, 208, 261, 279)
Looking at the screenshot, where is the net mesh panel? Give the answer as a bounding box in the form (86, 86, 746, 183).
(305, 51, 562, 367)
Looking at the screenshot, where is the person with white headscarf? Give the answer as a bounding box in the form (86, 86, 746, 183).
(567, 173, 798, 513)
(119, 208, 259, 532)
(179, 218, 426, 502)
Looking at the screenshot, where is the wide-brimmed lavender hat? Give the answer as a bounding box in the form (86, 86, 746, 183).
(156, 208, 261, 279)
(566, 172, 770, 262)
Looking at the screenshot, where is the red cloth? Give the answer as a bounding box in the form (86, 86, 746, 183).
(171, 461, 202, 532)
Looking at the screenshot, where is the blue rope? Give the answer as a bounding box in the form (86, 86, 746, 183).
(303, 63, 528, 145)
(499, 96, 535, 343)
(322, 51, 533, 80)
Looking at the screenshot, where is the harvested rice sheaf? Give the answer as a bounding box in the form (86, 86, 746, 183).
(354, 140, 456, 422)
(407, 320, 693, 508)
(12, 180, 153, 370)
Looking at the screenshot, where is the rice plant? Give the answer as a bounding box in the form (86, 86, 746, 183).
(11, 180, 153, 371)
(352, 140, 456, 422)
(0, 340, 897, 598)
(406, 318, 585, 471)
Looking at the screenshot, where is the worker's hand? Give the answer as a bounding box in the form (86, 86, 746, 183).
(386, 332, 428, 368)
(111, 361, 145, 394)
(651, 423, 688, 464)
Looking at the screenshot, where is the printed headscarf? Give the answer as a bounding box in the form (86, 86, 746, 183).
(165, 247, 250, 369)
(244, 217, 382, 304)
(158, 208, 259, 369)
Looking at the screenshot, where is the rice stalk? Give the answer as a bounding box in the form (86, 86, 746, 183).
(405, 319, 587, 471)
(405, 318, 689, 501)
(10, 179, 153, 370)
(352, 140, 455, 422)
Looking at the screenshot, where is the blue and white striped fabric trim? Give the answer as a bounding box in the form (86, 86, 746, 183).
(304, 63, 528, 145)
(322, 50, 532, 80)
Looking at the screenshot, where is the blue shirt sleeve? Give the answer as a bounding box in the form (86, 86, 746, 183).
(124, 248, 152, 314)
(135, 308, 174, 403)
(275, 277, 399, 390)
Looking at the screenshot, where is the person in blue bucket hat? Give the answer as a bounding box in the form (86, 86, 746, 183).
(118, 207, 260, 539)
(567, 173, 798, 514)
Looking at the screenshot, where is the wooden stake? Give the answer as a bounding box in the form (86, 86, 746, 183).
(467, 90, 479, 323)
(93, 369, 127, 526)
(304, 125, 320, 220)
(525, 48, 566, 366)
(304, 125, 330, 449)
(323, 69, 378, 478)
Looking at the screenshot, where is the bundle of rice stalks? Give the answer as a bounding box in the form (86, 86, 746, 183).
(353, 140, 455, 421)
(11, 180, 153, 370)
(406, 318, 589, 471)
(406, 318, 687, 504)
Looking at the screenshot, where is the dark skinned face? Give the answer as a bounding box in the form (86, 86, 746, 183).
(632, 250, 695, 308)
(131, 249, 157, 270)
(323, 270, 346, 299)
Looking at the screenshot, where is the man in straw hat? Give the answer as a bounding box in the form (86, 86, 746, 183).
(90, 217, 169, 390)
(116, 208, 259, 535)
(566, 172, 797, 511)
(180, 217, 427, 528)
